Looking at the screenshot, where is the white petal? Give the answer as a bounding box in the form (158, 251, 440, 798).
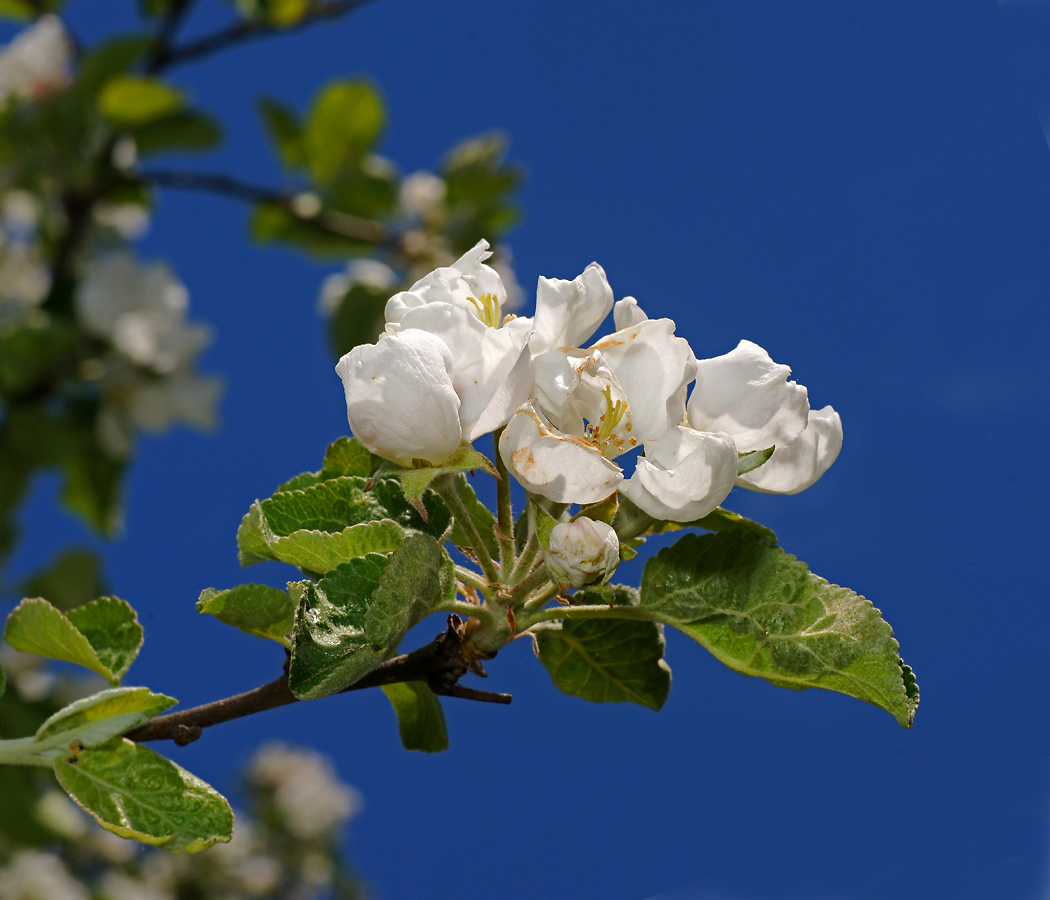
(391, 302, 533, 441)
(591, 318, 697, 444)
(737, 406, 843, 495)
(335, 329, 463, 467)
(499, 401, 623, 505)
(620, 427, 738, 522)
(613, 296, 648, 330)
(529, 262, 614, 356)
(687, 339, 810, 453)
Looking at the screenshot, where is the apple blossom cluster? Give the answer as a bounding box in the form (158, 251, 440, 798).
(336, 240, 842, 525)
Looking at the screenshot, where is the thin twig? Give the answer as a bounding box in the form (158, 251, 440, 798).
(125, 616, 509, 745)
(139, 169, 393, 245)
(156, 0, 378, 71)
(145, 0, 195, 73)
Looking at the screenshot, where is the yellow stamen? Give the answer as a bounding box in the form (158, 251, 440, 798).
(466, 293, 501, 328)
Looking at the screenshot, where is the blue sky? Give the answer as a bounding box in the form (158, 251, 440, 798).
(7, 2, 1050, 898)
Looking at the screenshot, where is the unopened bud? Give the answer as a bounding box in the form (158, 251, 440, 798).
(544, 517, 620, 588)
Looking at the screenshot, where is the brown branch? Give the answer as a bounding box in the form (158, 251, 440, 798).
(155, 0, 378, 72)
(125, 616, 510, 746)
(139, 169, 394, 246)
(145, 0, 196, 74)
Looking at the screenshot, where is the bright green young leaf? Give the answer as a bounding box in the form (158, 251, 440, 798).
(381, 682, 448, 752)
(640, 532, 918, 727)
(322, 436, 381, 479)
(535, 618, 671, 711)
(66, 597, 143, 683)
(399, 443, 498, 505)
(737, 446, 775, 476)
(55, 737, 233, 852)
(0, 688, 177, 766)
(265, 0, 309, 26)
(303, 80, 385, 185)
(287, 554, 389, 700)
(97, 75, 186, 126)
(133, 110, 223, 156)
(197, 584, 295, 646)
(267, 520, 406, 575)
(35, 688, 175, 745)
(447, 473, 499, 561)
(5, 597, 142, 686)
(258, 96, 304, 168)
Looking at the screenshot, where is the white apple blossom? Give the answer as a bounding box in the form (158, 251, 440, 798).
(337, 240, 532, 464)
(0, 16, 70, 106)
(0, 851, 88, 900)
(76, 253, 211, 375)
(545, 516, 621, 588)
(399, 170, 446, 220)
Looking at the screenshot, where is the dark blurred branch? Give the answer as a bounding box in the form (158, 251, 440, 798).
(139, 169, 394, 245)
(156, 0, 378, 71)
(146, 0, 196, 74)
(125, 616, 510, 746)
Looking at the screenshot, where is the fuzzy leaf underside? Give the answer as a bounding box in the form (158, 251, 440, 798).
(536, 618, 671, 710)
(197, 584, 296, 646)
(640, 532, 918, 727)
(55, 738, 233, 852)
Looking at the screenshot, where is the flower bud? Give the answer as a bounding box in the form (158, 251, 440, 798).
(544, 517, 620, 588)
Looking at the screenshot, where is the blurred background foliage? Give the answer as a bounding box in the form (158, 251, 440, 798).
(0, 0, 522, 895)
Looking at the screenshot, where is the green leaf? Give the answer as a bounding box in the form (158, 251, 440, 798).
(0, 0, 34, 20)
(55, 738, 233, 851)
(650, 506, 778, 546)
(74, 36, 154, 102)
(737, 446, 774, 476)
(639, 532, 918, 727)
(258, 96, 304, 168)
(536, 618, 671, 711)
(322, 436, 382, 479)
(399, 443, 498, 506)
(577, 493, 618, 525)
(66, 598, 144, 684)
(363, 533, 455, 647)
(287, 555, 389, 700)
(5, 597, 142, 686)
(0, 662, 5, 700)
(21, 547, 105, 612)
(35, 688, 175, 744)
(97, 75, 186, 126)
(132, 109, 222, 156)
(381, 682, 449, 752)
(447, 473, 499, 560)
(267, 520, 406, 575)
(530, 498, 557, 552)
(250, 201, 371, 258)
(303, 79, 385, 185)
(257, 476, 393, 535)
(197, 584, 295, 646)
(327, 282, 389, 357)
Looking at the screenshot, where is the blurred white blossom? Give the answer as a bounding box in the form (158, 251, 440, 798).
(0, 851, 88, 900)
(400, 170, 446, 220)
(94, 203, 151, 240)
(317, 257, 396, 316)
(248, 742, 362, 840)
(0, 16, 71, 106)
(76, 253, 210, 374)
